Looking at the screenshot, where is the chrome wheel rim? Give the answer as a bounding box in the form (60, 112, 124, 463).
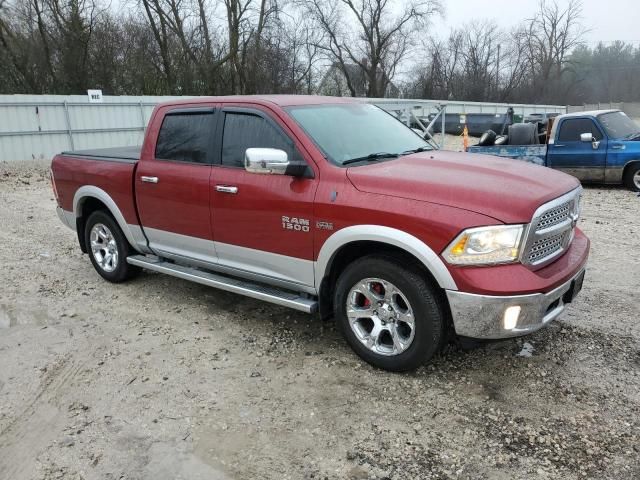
(346, 278, 416, 356)
(634, 171, 640, 190)
(90, 223, 118, 273)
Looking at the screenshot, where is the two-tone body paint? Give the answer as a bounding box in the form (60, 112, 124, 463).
(51, 95, 590, 303)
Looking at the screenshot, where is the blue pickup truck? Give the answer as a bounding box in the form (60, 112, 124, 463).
(467, 110, 640, 191)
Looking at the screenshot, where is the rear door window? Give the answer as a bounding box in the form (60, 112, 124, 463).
(557, 118, 602, 142)
(221, 112, 300, 168)
(155, 110, 216, 163)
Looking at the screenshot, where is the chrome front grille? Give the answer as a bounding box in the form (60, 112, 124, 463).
(522, 188, 581, 268)
(527, 231, 569, 263)
(536, 201, 572, 232)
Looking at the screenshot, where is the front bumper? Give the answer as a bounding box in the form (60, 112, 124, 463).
(446, 268, 585, 339)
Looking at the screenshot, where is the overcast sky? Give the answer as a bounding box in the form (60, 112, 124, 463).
(440, 0, 640, 45)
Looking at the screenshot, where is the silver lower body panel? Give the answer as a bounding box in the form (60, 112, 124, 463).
(127, 255, 318, 313)
(57, 206, 76, 230)
(446, 269, 585, 339)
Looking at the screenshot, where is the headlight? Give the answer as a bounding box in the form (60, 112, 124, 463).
(443, 225, 525, 265)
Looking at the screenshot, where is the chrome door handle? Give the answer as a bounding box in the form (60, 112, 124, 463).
(553, 144, 565, 148)
(215, 185, 238, 194)
(611, 144, 625, 150)
(141, 176, 159, 184)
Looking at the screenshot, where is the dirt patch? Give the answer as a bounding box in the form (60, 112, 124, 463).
(0, 161, 639, 479)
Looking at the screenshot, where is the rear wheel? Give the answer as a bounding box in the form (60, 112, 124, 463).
(334, 256, 446, 372)
(84, 210, 140, 283)
(623, 163, 640, 191)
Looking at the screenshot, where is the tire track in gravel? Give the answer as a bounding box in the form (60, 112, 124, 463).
(0, 354, 84, 480)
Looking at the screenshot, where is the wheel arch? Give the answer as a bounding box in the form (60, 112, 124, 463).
(622, 160, 640, 187)
(315, 226, 457, 319)
(73, 186, 147, 254)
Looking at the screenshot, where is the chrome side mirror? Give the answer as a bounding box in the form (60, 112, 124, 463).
(245, 148, 289, 175)
(579, 133, 593, 142)
(580, 132, 600, 149)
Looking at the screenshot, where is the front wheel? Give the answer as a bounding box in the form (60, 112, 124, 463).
(84, 210, 140, 283)
(334, 255, 446, 372)
(623, 164, 640, 192)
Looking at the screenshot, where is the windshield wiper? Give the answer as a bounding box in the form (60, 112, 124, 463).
(400, 146, 431, 155)
(342, 152, 399, 165)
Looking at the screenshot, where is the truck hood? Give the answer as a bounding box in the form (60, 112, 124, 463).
(346, 151, 580, 224)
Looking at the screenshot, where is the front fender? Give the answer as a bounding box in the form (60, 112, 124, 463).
(314, 225, 457, 291)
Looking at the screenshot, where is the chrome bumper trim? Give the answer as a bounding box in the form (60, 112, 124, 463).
(446, 269, 585, 339)
(56, 207, 76, 231)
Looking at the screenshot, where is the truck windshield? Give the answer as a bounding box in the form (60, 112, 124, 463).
(597, 111, 640, 139)
(287, 103, 431, 166)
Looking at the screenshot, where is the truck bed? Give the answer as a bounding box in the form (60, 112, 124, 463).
(51, 147, 141, 228)
(61, 146, 141, 163)
(466, 144, 547, 165)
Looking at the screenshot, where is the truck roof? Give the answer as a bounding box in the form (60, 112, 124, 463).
(156, 95, 358, 108)
(558, 109, 619, 119)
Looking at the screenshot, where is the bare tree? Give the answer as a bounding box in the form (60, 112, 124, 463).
(139, 0, 179, 92)
(3, 0, 634, 106)
(405, 3, 584, 105)
(457, 21, 501, 100)
(411, 31, 463, 99)
(284, 14, 322, 93)
(495, 27, 527, 101)
(0, 0, 103, 93)
(521, 0, 585, 102)
(306, 0, 442, 97)
(410, 23, 503, 102)
(225, 0, 281, 94)
(0, 1, 41, 91)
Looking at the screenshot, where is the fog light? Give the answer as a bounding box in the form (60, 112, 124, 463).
(503, 306, 521, 330)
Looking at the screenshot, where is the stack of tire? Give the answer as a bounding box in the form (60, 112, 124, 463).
(477, 122, 542, 147)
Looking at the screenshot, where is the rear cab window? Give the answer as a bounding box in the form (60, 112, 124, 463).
(155, 108, 216, 163)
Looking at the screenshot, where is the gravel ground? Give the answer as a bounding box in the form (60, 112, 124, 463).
(0, 161, 639, 480)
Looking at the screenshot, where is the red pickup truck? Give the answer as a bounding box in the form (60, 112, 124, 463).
(51, 95, 589, 371)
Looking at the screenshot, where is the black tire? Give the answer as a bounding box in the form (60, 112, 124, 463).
(478, 130, 497, 146)
(623, 163, 640, 191)
(508, 123, 538, 145)
(333, 255, 446, 372)
(494, 135, 508, 145)
(84, 210, 140, 283)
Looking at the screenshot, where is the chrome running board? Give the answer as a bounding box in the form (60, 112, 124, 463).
(127, 255, 318, 313)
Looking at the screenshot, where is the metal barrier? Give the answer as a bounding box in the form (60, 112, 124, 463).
(0, 94, 188, 162)
(363, 99, 567, 150)
(0, 94, 566, 161)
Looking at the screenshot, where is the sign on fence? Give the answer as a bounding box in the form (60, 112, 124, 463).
(87, 90, 103, 103)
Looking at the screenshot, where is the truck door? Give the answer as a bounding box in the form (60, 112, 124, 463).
(547, 117, 607, 183)
(210, 106, 318, 290)
(135, 106, 219, 266)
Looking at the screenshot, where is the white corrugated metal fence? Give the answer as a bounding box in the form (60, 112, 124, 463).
(0, 94, 567, 162)
(0, 95, 194, 163)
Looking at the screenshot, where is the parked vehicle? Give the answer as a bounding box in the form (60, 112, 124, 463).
(524, 112, 559, 124)
(467, 110, 640, 191)
(423, 109, 522, 136)
(51, 95, 590, 371)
